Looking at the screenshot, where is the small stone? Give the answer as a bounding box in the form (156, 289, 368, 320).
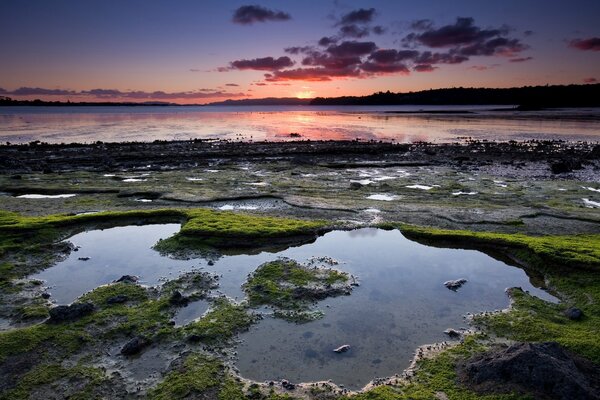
(564, 307, 583, 320)
(333, 344, 351, 353)
(41, 292, 51, 299)
(444, 279, 467, 291)
(444, 328, 461, 338)
(169, 291, 189, 306)
(78, 257, 91, 261)
(48, 302, 94, 323)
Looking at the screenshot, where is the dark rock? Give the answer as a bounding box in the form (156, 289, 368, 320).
(444, 278, 467, 291)
(444, 328, 461, 338)
(48, 302, 94, 323)
(106, 295, 129, 305)
(349, 182, 363, 190)
(114, 275, 138, 284)
(41, 292, 51, 299)
(187, 334, 202, 343)
(120, 336, 151, 356)
(333, 344, 351, 353)
(207, 260, 215, 266)
(564, 307, 583, 320)
(169, 291, 189, 306)
(78, 256, 91, 261)
(281, 379, 296, 390)
(457, 342, 600, 400)
(551, 159, 582, 174)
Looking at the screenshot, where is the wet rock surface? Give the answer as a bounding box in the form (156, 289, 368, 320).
(444, 278, 467, 291)
(457, 342, 600, 400)
(121, 336, 152, 356)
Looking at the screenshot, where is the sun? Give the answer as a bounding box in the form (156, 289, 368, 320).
(295, 90, 315, 99)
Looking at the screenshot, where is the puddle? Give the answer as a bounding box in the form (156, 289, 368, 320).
(218, 204, 258, 211)
(209, 198, 290, 212)
(583, 198, 600, 208)
(16, 194, 77, 199)
(363, 208, 381, 213)
(185, 177, 203, 181)
(367, 194, 397, 201)
(0, 317, 10, 331)
(173, 299, 210, 326)
(405, 185, 438, 190)
(30, 225, 556, 389)
(583, 187, 600, 193)
(452, 191, 478, 196)
(134, 199, 153, 203)
(351, 179, 374, 185)
(122, 178, 147, 182)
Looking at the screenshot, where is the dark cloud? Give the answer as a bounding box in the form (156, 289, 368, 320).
(372, 25, 386, 35)
(339, 24, 370, 38)
(411, 19, 433, 31)
(368, 49, 419, 63)
(318, 36, 337, 46)
(569, 37, 600, 51)
(4, 87, 246, 100)
(232, 5, 291, 25)
(524, 30, 534, 36)
(225, 83, 239, 86)
(584, 77, 598, 83)
(264, 67, 361, 82)
(189, 69, 201, 72)
(284, 46, 313, 55)
(10, 87, 77, 96)
(229, 56, 295, 71)
(302, 53, 362, 70)
(415, 51, 468, 65)
(339, 8, 376, 25)
(413, 64, 436, 72)
(509, 56, 533, 62)
(407, 17, 507, 48)
(360, 61, 409, 74)
(459, 37, 527, 57)
(327, 41, 377, 57)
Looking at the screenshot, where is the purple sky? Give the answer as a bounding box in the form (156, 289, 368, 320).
(1, 0, 599, 103)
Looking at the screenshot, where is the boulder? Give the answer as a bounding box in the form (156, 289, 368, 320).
(48, 302, 94, 323)
(333, 344, 351, 353)
(457, 342, 600, 400)
(444, 279, 467, 291)
(169, 291, 189, 306)
(114, 275, 138, 284)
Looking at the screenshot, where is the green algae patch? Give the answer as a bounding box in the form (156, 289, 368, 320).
(0, 364, 108, 400)
(351, 337, 525, 400)
(181, 298, 257, 344)
(243, 258, 353, 323)
(148, 354, 244, 400)
(392, 224, 600, 271)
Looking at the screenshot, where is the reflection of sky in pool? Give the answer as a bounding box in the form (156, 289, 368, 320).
(33, 224, 556, 389)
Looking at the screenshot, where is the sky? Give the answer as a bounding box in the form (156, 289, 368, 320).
(0, 0, 599, 104)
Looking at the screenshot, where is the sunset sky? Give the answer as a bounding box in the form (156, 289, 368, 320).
(1, 0, 599, 104)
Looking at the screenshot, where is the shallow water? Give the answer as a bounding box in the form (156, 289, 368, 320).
(1, 105, 599, 143)
(32, 224, 555, 389)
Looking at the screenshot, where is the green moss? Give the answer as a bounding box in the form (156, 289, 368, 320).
(351, 337, 527, 400)
(0, 363, 107, 400)
(78, 282, 149, 306)
(181, 298, 256, 344)
(149, 354, 243, 400)
(244, 258, 350, 311)
(16, 303, 50, 320)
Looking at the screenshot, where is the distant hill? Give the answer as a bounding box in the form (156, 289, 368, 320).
(310, 84, 600, 108)
(206, 97, 312, 106)
(0, 97, 178, 107)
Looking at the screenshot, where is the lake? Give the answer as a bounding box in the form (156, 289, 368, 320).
(1, 105, 599, 144)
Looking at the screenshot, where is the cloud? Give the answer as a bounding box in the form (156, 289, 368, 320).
(569, 37, 600, 51)
(413, 64, 436, 72)
(232, 5, 291, 25)
(372, 26, 386, 35)
(509, 56, 533, 62)
(318, 36, 337, 46)
(284, 46, 313, 55)
(264, 67, 361, 82)
(339, 24, 370, 38)
(584, 77, 598, 83)
(458, 37, 527, 57)
(339, 8, 376, 25)
(225, 83, 239, 86)
(3, 87, 246, 101)
(524, 30, 534, 36)
(229, 56, 295, 71)
(327, 41, 377, 57)
(361, 61, 409, 74)
(9, 87, 77, 96)
(410, 19, 433, 31)
(406, 17, 506, 48)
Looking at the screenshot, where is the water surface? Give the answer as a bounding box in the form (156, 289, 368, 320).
(2, 105, 599, 143)
(32, 224, 555, 389)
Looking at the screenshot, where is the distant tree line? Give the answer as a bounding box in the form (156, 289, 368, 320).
(310, 84, 600, 108)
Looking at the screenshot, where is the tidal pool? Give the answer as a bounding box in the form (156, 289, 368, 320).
(32, 224, 555, 389)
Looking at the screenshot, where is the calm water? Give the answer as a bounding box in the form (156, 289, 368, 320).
(32, 224, 556, 389)
(1, 105, 599, 143)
